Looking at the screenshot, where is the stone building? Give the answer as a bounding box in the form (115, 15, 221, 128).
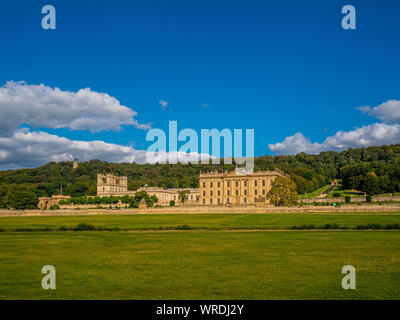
(97, 173, 128, 195)
(73, 159, 78, 169)
(199, 168, 286, 206)
(136, 186, 200, 206)
(38, 195, 71, 209)
(96, 173, 199, 206)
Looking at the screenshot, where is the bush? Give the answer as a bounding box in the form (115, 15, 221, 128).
(345, 196, 351, 203)
(50, 204, 60, 210)
(59, 226, 68, 231)
(73, 223, 96, 231)
(366, 195, 372, 203)
(170, 200, 175, 206)
(175, 225, 192, 230)
(332, 192, 341, 198)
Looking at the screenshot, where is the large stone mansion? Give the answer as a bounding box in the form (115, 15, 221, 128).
(97, 168, 286, 206)
(199, 168, 286, 205)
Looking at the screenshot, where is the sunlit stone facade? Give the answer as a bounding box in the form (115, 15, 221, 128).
(199, 168, 286, 205)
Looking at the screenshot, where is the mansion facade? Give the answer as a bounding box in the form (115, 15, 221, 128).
(199, 168, 286, 205)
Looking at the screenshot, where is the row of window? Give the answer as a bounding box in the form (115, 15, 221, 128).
(202, 197, 260, 204)
(202, 179, 272, 188)
(202, 189, 266, 196)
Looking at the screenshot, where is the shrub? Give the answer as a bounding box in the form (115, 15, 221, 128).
(366, 195, 372, 203)
(73, 223, 96, 231)
(170, 200, 175, 206)
(58, 226, 68, 231)
(50, 204, 60, 210)
(332, 192, 341, 198)
(345, 196, 351, 203)
(175, 225, 192, 230)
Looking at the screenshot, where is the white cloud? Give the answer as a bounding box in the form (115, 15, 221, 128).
(357, 100, 400, 123)
(268, 132, 323, 155)
(0, 81, 151, 136)
(269, 123, 400, 155)
(0, 129, 213, 169)
(159, 99, 168, 110)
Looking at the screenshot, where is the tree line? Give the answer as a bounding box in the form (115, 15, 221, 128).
(0, 144, 399, 209)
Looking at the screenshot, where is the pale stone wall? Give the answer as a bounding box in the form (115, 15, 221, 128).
(301, 195, 400, 203)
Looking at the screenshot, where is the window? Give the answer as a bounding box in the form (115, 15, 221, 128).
(270, 180, 273, 186)
(203, 191, 206, 196)
(227, 190, 230, 196)
(244, 190, 247, 195)
(254, 197, 257, 202)
(254, 180, 257, 186)
(244, 180, 247, 187)
(244, 197, 247, 203)
(227, 198, 230, 203)
(255, 189, 258, 195)
(191, 195, 193, 200)
(116, 179, 120, 185)
(218, 190, 220, 196)
(203, 182, 206, 188)
(235, 181, 239, 187)
(217, 198, 220, 204)
(262, 189, 265, 195)
(210, 198, 213, 204)
(236, 190, 239, 196)
(203, 199, 205, 204)
(227, 181, 230, 187)
(218, 182, 220, 188)
(103, 178, 107, 183)
(103, 187, 105, 192)
(210, 182, 213, 188)
(262, 180, 265, 187)
(210, 191, 213, 196)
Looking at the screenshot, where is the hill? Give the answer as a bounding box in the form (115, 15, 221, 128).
(0, 144, 399, 208)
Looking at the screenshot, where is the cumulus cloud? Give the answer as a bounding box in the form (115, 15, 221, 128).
(269, 123, 400, 155)
(267, 132, 323, 155)
(0, 129, 213, 169)
(0, 81, 151, 136)
(357, 100, 400, 123)
(159, 99, 168, 110)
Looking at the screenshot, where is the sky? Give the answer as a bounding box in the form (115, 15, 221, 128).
(0, 0, 399, 169)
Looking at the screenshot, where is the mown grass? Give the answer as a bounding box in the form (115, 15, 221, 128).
(0, 230, 399, 299)
(1, 212, 400, 231)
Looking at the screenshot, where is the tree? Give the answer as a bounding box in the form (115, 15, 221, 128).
(3, 184, 38, 209)
(266, 177, 299, 206)
(178, 190, 190, 204)
(362, 172, 380, 195)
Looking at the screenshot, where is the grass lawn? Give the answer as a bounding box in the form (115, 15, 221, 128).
(299, 184, 331, 199)
(0, 213, 399, 300)
(1, 212, 400, 231)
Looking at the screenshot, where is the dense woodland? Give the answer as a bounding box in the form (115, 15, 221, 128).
(0, 144, 400, 209)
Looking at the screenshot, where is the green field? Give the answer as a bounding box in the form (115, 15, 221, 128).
(0, 213, 399, 299)
(1, 212, 400, 231)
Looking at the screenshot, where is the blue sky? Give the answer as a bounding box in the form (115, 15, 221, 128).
(0, 0, 400, 168)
